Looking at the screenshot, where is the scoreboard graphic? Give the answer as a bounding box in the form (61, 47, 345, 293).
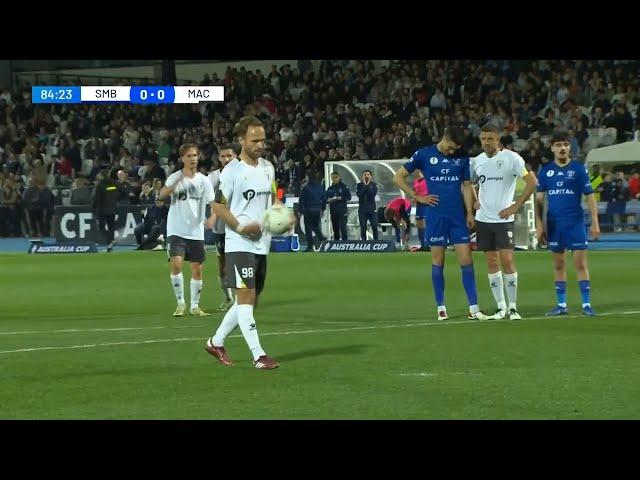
(32, 86, 224, 104)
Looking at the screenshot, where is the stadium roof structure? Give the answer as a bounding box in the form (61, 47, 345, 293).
(586, 140, 640, 166)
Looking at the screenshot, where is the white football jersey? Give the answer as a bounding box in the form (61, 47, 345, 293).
(472, 149, 528, 223)
(219, 157, 275, 255)
(166, 170, 215, 240)
(208, 169, 226, 234)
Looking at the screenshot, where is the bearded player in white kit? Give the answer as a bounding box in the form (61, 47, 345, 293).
(208, 144, 237, 312)
(159, 143, 216, 317)
(472, 125, 537, 320)
(205, 116, 292, 370)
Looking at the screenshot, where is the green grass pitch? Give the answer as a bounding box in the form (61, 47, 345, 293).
(1, 249, 639, 419)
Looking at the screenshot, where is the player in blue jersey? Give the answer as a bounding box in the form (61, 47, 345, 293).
(393, 126, 487, 321)
(535, 129, 600, 316)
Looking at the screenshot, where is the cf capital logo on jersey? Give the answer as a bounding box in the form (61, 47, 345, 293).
(430, 157, 438, 165)
(242, 189, 256, 201)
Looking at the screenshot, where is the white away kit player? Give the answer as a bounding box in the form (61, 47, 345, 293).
(472, 125, 537, 320)
(205, 116, 293, 370)
(159, 143, 215, 317)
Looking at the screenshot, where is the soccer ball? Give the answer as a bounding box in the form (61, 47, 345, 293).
(264, 206, 294, 235)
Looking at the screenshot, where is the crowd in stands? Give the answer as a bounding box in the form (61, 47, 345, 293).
(1, 59, 640, 237)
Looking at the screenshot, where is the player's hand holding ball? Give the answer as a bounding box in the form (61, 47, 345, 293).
(263, 204, 296, 235)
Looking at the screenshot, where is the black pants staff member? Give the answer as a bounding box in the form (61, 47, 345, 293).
(299, 172, 327, 251)
(356, 169, 378, 240)
(92, 168, 119, 251)
(326, 171, 351, 240)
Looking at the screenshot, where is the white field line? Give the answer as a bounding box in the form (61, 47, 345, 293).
(1, 310, 639, 355)
(2, 310, 638, 337)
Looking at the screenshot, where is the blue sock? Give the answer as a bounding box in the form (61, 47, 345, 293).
(395, 228, 401, 242)
(578, 280, 591, 305)
(431, 264, 445, 306)
(418, 227, 426, 247)
(461, 264, 478, 306)
(555, 281, 567, 306)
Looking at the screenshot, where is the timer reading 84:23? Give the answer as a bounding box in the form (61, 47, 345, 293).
(32, 87, 81, 103)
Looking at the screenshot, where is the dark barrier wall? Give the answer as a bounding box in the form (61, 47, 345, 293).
(53, 205, 151, 244)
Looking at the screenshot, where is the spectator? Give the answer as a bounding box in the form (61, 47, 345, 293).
(591, 107, 606, 128)
(351, 142, 370, 160)
(70, 177, 92, 206)
(116, 169, 136, 205)
(107, 129, 123, 161)
(22, 177, 53, 237)
(53, 154, 74, 184)
(406, 127, 428, 156)
(118, 147, 137, 176)
(137, 136, 156, 162)
(604, 104, 634, 143)
(31, 158, 49, 186)
(138, 180, 154, 203)
(67, 138, 83, 173)
(592, 90, 612, 115)
(430, 87, 446, 112)
(140, 157, 166, 183)
(629, 170, 640, 200)
(1, 177, 20, 236)
(134, 179, 169, 250)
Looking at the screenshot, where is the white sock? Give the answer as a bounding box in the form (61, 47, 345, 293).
(237, 304, 265, 361)
(212, 302, 238, 346)
(503, 272, 518, 310)
(170, 273, 184, 305)
(219, 276, 231, 301)
(469, 304, 479, 314)
(437, 305, 447, 313)
(190, 279, 203, 309)
(488, 271, 506, 311)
